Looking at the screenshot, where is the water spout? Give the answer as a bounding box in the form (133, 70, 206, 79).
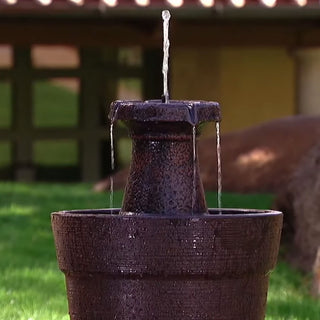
(162, 10, 171, 103)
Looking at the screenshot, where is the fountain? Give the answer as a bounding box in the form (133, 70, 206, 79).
(51, 10, 283, 320)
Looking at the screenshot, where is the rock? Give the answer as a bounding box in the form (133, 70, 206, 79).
(94, 169, 129, 192)
(95, 115, 320, 194)
(274, 142, 320, 272)
(312, 248, 320, 297)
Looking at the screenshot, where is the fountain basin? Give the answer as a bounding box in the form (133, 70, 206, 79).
(52, 208, 282, 320)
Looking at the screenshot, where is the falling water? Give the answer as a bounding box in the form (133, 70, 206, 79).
(192, 125, 197, 214)
(216, 122, 222, 211)
(109, 121, 115, 211)
(162, 10, 171, 103)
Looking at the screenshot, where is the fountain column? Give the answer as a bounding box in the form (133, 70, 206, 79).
(111, 100, 220, 215)
(296, 47, 320, 115)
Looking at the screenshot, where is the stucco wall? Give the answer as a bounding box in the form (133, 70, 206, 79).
(171, 46, 295, 134)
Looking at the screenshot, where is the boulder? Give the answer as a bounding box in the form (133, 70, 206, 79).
(274, 142, 320, 272)
(95, 115, 320, 193)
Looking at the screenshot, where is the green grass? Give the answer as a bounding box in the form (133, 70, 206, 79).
(0, 80, 78, 130)
(207, 192, 275, 210)
(33, 140, 78, 166)
(0, 183, 319, 320)
(267, 262, 320, 320)
(33, 81, 78, 128)
(0, 81, 80, 168)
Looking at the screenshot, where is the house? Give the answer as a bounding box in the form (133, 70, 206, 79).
(0, 0, 319, 181)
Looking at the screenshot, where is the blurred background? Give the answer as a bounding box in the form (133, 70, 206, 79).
(1, 2, 320, 319)
(0, 0, 319, 183)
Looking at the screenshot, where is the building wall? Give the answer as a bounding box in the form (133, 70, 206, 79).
(171, 46, 296, 134)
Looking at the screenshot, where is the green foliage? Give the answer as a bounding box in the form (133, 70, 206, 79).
(0, 183, 319, 319)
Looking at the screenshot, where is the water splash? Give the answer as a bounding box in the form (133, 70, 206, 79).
(216, 122, 222, 211)
(162, 10, 171, 103)
(109, 121, 115, 211)
(192, 125, 197, 214)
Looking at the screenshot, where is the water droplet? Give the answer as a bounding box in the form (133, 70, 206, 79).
(162, 9, 171, 20)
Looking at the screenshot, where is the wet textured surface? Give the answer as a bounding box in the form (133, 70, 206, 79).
(110, 100, 221, 216)
(110, 100, 221, 125)
(122, 129, 207, 215)
(51, 100, 283, 320)
(52, 209, 283, 320)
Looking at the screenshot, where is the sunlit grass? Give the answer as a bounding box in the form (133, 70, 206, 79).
(0, 81, 79, 169)
(266, 261, 320, 320)
(0, 183, 319, 319)
(33, 81, 78, 128)
(206, 192, 275, 210)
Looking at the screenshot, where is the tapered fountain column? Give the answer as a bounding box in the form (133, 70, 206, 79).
(111, 100, 219, 215)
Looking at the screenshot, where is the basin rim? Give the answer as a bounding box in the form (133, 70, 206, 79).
(51, 208, 283, 219)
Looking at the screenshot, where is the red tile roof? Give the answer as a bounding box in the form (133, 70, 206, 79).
(0, 0, 318, 9)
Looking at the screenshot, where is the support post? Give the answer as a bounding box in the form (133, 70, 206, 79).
(142, 48, 162, 100)
(12, 46, 34, 181)
(79, 47, 118, 182)
(296, 47, 320, 115)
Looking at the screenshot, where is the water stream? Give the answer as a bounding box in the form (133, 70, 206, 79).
(109, 121, 115, 211)
(162, 10, 171, 103)
(216, 122, 222, 211)
(192, 125, 196, 214)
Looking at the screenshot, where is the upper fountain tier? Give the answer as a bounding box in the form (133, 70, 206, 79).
(109, 99, 221, 216)
(110, 100, 221, 125)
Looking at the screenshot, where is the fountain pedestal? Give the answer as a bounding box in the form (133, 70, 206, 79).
(52, 100, 282, 320)
(112, 100, 220, 215)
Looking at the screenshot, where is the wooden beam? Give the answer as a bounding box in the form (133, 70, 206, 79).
(0, 126, 127, 143)
(1, 67, 141, 80)
(171, 21, 294, 46)
(1, 18, 320, 47)
(79, 47, 119, 182)
(79, 47, 102, 182)
(0, 19, 161, 47)
(32, 66, 141, 79)
(0, 69, 11, 79)
(142, 48, 163, 100)
(12, 46, 34, 181)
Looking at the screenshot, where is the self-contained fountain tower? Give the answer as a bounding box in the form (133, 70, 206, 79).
(52, 99, 282, 320)
(51, 10, 282, 320)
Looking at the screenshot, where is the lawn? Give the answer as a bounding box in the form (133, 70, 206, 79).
(0, 81, 79, 169)
(0, 80, 132, 171)
(0, 183, 319, 320)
